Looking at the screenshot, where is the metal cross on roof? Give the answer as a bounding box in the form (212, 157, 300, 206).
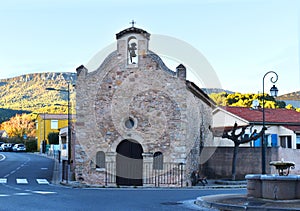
(130, 20, 136, 27)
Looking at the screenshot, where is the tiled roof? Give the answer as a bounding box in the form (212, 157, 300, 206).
(222, 106, 300, 124)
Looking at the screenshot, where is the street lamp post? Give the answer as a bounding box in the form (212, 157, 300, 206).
(43, 112, 46, 153)
(262, 71, 278, 174)
(46, 82, 71, 165)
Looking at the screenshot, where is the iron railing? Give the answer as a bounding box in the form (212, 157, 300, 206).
(105, 162, 184, 187)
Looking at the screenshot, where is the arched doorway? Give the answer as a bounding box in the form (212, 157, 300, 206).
(116, 139, 143, 186)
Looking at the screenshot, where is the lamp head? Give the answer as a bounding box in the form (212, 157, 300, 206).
(270, 85, 278, 97)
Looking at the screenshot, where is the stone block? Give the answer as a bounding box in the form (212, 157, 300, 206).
(261, 175, 298, 200)
(245, 174, 262, 198)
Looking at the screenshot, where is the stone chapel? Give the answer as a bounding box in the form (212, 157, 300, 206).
(74, 25, 215, 187)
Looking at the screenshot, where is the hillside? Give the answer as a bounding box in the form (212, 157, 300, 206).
(201, 88, 234, 95)
(0, 72, 77, 121)
(203, 88, 300, 101)
(0, 108, 31, 123)
(276, 91, 300, 101)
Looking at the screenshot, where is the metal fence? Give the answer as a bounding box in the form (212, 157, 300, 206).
(105, 162, 185, 187)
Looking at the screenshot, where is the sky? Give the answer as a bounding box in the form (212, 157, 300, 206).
(0, 0, 299, 95)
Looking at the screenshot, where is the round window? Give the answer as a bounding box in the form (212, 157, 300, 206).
(125, 117, 135, 129)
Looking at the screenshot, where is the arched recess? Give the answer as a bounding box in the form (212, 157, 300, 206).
(116, 139, 143, 186)
(127, 36, 138, 64)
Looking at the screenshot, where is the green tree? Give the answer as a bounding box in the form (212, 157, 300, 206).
(48, 132, 59, 145)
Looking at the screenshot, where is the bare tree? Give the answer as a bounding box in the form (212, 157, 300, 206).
(222, 122, 266, 180)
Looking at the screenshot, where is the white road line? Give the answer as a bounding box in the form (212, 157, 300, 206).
(0, 154, 6, 161)
(36, 179, 49, 185)
(16, 179, 28, 184)
(0, 194, 10, 197)
(14, 192, 32, 196)
(32, 191, 56, 195)
(0, 178, 7, 183)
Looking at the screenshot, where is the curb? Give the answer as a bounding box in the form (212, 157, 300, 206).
(196, 194, 300, 211)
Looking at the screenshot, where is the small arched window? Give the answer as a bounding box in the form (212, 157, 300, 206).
(153, 151, 163, 170)
(96, 151, 105, 168)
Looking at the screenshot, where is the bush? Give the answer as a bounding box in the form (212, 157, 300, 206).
(25, 139, 37, 152)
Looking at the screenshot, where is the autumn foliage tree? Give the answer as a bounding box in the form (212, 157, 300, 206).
(0, 114, 36, 139)
(209, 92, 287, 109)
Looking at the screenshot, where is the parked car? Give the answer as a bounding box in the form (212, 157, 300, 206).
(12, 144, 26, 152)
(0, 142, 4, 151)
(1, 143, 14, 151)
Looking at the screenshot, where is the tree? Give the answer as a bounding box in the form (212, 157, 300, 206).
(209, 92, 227, 106)
(0, 114, 35, 138)
(209, 92, 286, 108)
(222, 122, 266, 181)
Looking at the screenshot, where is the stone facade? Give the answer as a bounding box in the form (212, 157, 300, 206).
(74, 26, 214, 186)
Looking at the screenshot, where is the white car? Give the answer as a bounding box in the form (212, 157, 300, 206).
(12, 144, 26, 152)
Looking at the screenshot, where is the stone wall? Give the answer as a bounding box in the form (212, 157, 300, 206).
(203, 147, 300, 179)
(277, 147, 300, 175)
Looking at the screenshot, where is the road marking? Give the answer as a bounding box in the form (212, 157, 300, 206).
(41, 167, 48, 170)
(0, 154, 6, 161)
(0, 194, 9, 197)
(36, 179, 49, 185)
(14, 192, 32, 196)
(16, 179, 28, 184)
(1, 178, 50, 185)
(0, 178, 7, 183)
(32, 191, 56, 195)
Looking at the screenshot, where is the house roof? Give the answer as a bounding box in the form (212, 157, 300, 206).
(283, 125, 300, 133)
(38, 114, 75, 120)
(222, 106, 300, 125)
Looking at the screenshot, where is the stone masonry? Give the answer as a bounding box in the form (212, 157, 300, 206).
(74, 26, 214, 186)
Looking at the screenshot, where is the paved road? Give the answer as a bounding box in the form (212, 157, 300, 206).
(0, 152, 246, 210)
